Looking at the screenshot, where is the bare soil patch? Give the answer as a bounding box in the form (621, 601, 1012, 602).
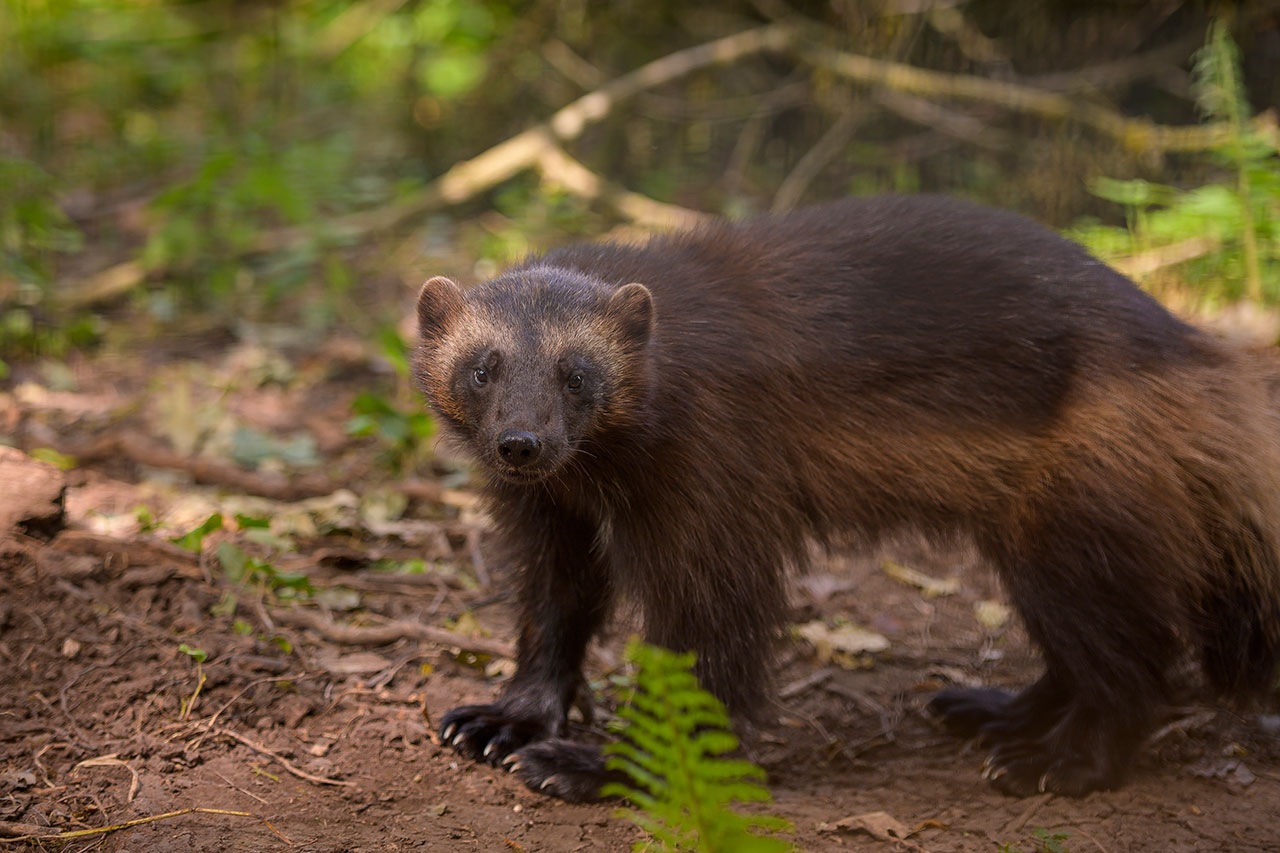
(2, 347, 1278, 852)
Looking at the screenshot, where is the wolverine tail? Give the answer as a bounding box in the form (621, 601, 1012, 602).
(1200, 509, 1280, 698)
(1195, 362, 1280, 698)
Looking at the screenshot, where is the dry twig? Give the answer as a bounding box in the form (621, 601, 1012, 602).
(186, 672, 311, 752)
(772, 109, 867, 213)
(62, 25, 791, 307)
(1110, 235, 1222, 278)
(0, 807, 290, 845)
(64, 434, 337, 501)
(272, 606, 515, 659)
(213, 727, 355, 788)
(803, 42, 1251, 153)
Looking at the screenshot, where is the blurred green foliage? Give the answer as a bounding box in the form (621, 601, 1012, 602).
(2, 1, 1279, 365)
(218, 540, 313, 597)
(347, 389, 434, 472)
(0, 0, 529, 355)
(1070, 20, 1279, 303)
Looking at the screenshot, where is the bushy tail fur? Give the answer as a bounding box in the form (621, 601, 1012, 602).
(1196, 355, 1280, 699)
(1200, 512, 1280, 697)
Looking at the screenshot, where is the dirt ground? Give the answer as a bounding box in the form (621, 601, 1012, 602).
(3, 343, 1280, 853)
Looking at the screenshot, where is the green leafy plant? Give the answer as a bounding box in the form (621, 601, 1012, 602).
(346, 390, 434, 473)
(28, 447, 77, 471)
(134, 505, 160, 533)
(177, 643, 208, 721)
(0, 156, 82, 287)
(603, 639, 794, 853)
(170, 512, 223, 553)
(216, 541, 312, 598)
(1192, 18, 1271, 301)
(1000, 828, 1071, 853)
(1070, 20, 1279, 303)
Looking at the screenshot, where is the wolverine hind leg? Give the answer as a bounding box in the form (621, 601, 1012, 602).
(932, 519, 1182, 796)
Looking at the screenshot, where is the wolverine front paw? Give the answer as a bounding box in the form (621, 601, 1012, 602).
(501, 738, 608, 803)
(440, 703, 553, 765)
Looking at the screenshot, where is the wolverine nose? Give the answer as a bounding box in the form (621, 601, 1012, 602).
(497, 430, 542, 467)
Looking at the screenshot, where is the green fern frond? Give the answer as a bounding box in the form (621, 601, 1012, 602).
(1192, 19, 1249, 130)
(603, 638, 795, 853)
(1191, 17, 1272, 302)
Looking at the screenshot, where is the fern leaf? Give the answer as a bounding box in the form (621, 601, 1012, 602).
(604, 638, 795, 852)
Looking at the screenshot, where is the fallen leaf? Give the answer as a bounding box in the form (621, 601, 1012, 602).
(794, 572, 856, 603)
(974, 599, 1011, 629)
(883, 560, 959, 598)
(313, 586, 362, 611)
(0, 771, 36, 790)
(794, 620, 889, 665)
(1188, 756, 1256, 787)
(485, 657, 517, 678)
(317, 652, 392, 675)
(821, 810, 927, 851)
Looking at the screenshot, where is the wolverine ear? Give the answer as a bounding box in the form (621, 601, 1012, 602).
(606, 282, 653, 348)
(417, 276, 464, 341)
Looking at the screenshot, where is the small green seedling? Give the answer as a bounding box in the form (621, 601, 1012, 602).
(171, 513, 223, 553)
(177, 643, 208, 721)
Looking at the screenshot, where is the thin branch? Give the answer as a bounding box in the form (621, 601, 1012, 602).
(1028, 33, 1201, 95)
(874, 89, 1012, 151)
(274, 23, 792, 245)
(62, 433, 338, 501)
(61, 260, 144, 310)
(536, 145, 710, 231)
(772, 108, 867, 213)
(272, 606, 515, 659)
(64, 25, 792, 306)
(541, 38, 605, 89)
(213, 727, 355, 787)
(881, 0, 967, 12)
(1110, 235, 1222, 278)
(317, 0, 411, 59)
(926, 4, 1009, 68)
(802, 42, 1253, 153)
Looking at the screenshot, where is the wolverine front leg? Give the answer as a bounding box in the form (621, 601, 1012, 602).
(440, 504, 611, 793)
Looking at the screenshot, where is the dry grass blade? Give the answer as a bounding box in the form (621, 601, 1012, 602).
(0, 807, 291, 845)
(73, 754, 140, 802)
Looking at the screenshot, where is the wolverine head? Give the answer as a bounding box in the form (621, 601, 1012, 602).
(414, 266, 654, 485)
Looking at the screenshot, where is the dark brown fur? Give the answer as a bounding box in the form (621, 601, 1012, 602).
(415, 195, 1280, 801)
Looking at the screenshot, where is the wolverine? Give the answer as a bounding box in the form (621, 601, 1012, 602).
(414, 194, 1280, 802)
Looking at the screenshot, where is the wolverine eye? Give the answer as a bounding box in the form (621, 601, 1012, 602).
(566, 373, 583, 391)
(473, 366, 488, 386)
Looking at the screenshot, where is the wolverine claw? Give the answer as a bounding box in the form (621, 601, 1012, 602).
(508, 761, 522, 774)
(483, 741, 496, 758)
(501, 753, 519, 767)
(442, 723, 457, 743)
(451, 732, 467, 748)
(539, 775, 559, 791)
(1038, 772, 1049, 793)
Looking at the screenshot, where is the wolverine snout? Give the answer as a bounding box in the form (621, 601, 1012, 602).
(497, 429, 542, 468)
